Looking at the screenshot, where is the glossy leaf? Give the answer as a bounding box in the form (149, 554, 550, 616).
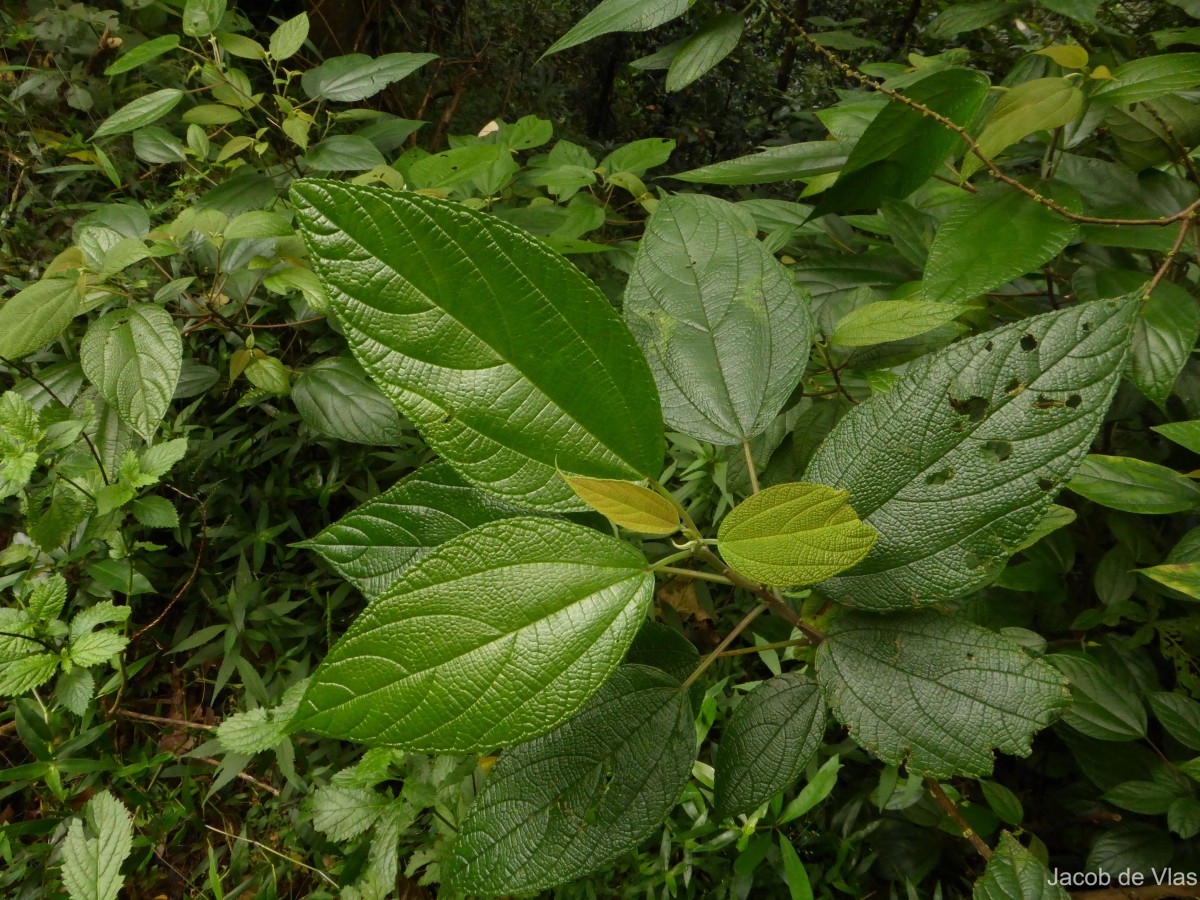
(1153, 419, 1200, 454)
(923, 183, 1080, 306)
(816, 611, 1070, 777)
(92, 89, 183, 139)
(714, 673, 825, 817)
(293, 180, 664, 510)
(1151, 692, 1200, 750)
(60, 791, 133, 900)
(673, 141, 847, 185)
(961, 78, 1084, 179)
(301, 53, 437, 102)
(292, 357, 405, 445)
(297, 462, 539, 599)
(831, 300, 973, 347)
(104, 35, 181, 76)
(624, 193, 812, 445)
(563, 475, 679, 534)
(295, 517, 654, 751)
(447, 665, 694, 893)
(717, 483, 877, 587)
(0, 278, 82, 359)
(1130, 282, 1200, 410)
(1136, 563, 1200, 601)
(269, 12, 309, 61)
(1050, 654, 1147, 741)
(666, 13, 743, 92)
(1091, 53, 1200, 106)
(807, 299, 1136, 611)
(1068, 454, 1200, 514)
(543, 0, 689, 58)
(80, 305, 182, 441)
(973, 832, 1070, 900)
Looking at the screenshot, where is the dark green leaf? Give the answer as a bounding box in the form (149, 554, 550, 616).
(1092, 53, 1200, 106)
(673, 141, 847, 185)
(1068, 454, 1200, 514)
(301, 53, 437, 102)
(1049, 653, 1147, 741)
(973, 832, 1070, 900)
(1130, 282, 1200, 410)
(292, 357, 405, 445)
(542, 0, 690, 58)
(1148, 691, 1200, 750)
(665, 13, 743, 92)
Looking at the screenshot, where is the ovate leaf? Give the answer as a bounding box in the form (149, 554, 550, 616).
(1137, 563, 1200, 601)
(717, 483, 877, 587)
(973, 832, 1070, 900)
(60, 791, 133, 900)
(831, 300, 973, 347)
(1130, 282, 1200, 410)
(923, 183, 1080, 305)
(1068, 454, 1200, 514)
(81, 305, 182, 441)
(297, 462, 533, 599)
(1050, 653, 1147, 741)
(1091, 53, 1200, 106)
(665, 13, 743, 92)
(807, 299, 1136, 611)
(816, 611, 1070, 777)
(714, 673, 826, 817)
(292, 357, 405, 445)
(447, 665, 694, 893)
(0, 653, 59, 695)
(624, 193, 812, 445)
(0, 278, 82, 359)
(543, 0, 690, 58)
(563, 475, 679, 535)
(92, 89, 183, 140)
(1150, 692, 1200, 750)
(301, 53, 437, 102)
(182, 0, 226, 36)
(293, 180, 663, 510)
(269, 12, 309, 61)
(105, 35, 181, 76)
(295, 517, 654, 751)
(961, 78, 1084, 179)
(673, 141, 847, 185)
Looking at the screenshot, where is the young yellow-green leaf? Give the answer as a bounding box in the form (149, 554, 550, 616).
(1068, 454, 1200, 514)
(0, 277, 82, 359)
(60, 791, 134, 900)
(92, 89, 183, 140)
(831, 300, 973, 347)
(961, 78, 1084, 179)
(624, 193, 812, 445)
(673, 141, 847, 185)
(104, 35, 181, 76)
(293, 180, 664, 510)
(924, 183, 1079, 305)
(1136, 563, 1200, 600)
(447, 665, 694, 894)
(1036, 44, 1089, 68)
(808, 299, 1136, 611)
(563, 475, 679, 535)
(816, 611, 1070, 777)
(295, 517, 654, 751)
(714, 673, 826, 818)
(297, 462, 537, 598)
(973, 832, 1071, 900)
(1153, 420, 1200, 454)
(717, 483, 877, 587)
(665, 12, 743, 92)
(542, 0, 690, 59)
(80, 305, 182, 441)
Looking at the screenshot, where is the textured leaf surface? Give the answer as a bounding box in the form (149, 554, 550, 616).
(81, 305, 182, 440)
(293, 180, 663, 510)
(61, 791, 133, 900)
(673, 141, 847, 185)
(624, 193, 812, 445)
(448, 665, 694, 893)
(296, 517, 654, 751)
(815, 611, 1070, 777)
(717, 483, 877, 587)
(923, 183, 1080, 306)
(292, 357, 405, 445)
(564, 476, 679, 534)
(714, 673, 825, 817)
(832, 300, 973, 347)
(807, 299, 1136, 611)
(0, 278, 82, 359)
(297, 462, 536, 599)
(543, 0, 689, 58)
(973, 832, 1070, 900)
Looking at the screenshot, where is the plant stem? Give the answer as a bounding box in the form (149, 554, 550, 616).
(656, 566, 734, 585)
(717, 636, 812, 658)
(742, 438, 760, 495)
(680, 602, 768, 691)
(694, 545, 825, 645)
(925, 778, 992, 861)
(1143, 214, 1196, 302)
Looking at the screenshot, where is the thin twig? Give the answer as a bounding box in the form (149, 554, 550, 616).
(656, 565, 734, 585)
(113, 709, 215, 732)
(203, 825, 333, 882)
(196, 760, 281, 797)
(717, 636, 812, 658)
(130, 486, 206, 644)
(1143, 215, 1196, 301)
(680, 602, 769, 691)
(695, 546, 825, 645)
(742, 438, 760, 495)
(925, 778, 992, 860)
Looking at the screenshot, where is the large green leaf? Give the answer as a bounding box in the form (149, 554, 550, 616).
(665, 12, 743, 92)
(673, 141, 847, 185)
(973, 832, 1070, 900)
(447, 665, 694, 893)
(1049, 653, 1147, 741)
(291, 357, 405, 445)
(293, 180, 664, 510)
(297, 462, 535, 598)
(1091, 53, 1200, 106)
(0, 278, 82, 359)
(60, 791, 134, 900)
(923, 183, 1080, 306)
(807, 299, 1136, 611)
(300, 53, 436, 102)
(542, 0, 689, 58)
(80, 305, 182, 441)
(961, 78, 1084, 179)
(624, 193, 812, 445)
(1068, 454, 1200, 514)
(295, 517, 654, 750)
(1130, 282, 1200, 410)
(815, 611, 1070, 777)
(714, 673, 826, 818)
(831, 300, 974, 347)
(817, 68, 990, 214)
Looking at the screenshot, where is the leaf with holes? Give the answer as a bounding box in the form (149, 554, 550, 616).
(447, 665, 694, 893)
(806, 298, 1136, 611)
(293, 180, 663, 510)
(815, 611, 1070, 777)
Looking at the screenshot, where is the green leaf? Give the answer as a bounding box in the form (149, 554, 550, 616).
(214, 32, 264, 60)
(133, 127, 186, 164)
(292, 357, 405, 445)
(979, 781, 1024, 825)
(131, 496, 179, 529)
(182, 0, 226, 36)
(563, 475, 679, 534)
(817, 68, 990, 214)
(104, 35, 181, 76)
(831, 300, 973, 347)
(0, 653, 59, 696)
(928, 1, 1022, 39)
(1149, 692, 1200, 749)
(817, 611, 1070, 777)
(1102, 780, 1182, 814)
(217, 681, 306, 754)
(56, 666, 95, 716)
(70, 631, 128, 668)
(714, 673, 826, 818)
(600, 137, 676, 177)
(406, 144, 509, 189)
(665, 13, 743, 92)
(295, 517, 654, 751)
(1050, 653, 1147, 741)
(778, 754, 841, 823)
(973, 832, 1070, 900)
(60, 791, 133, 900)
(963, 78, 1083, 179)
(1169, 797, 1200, 839)
(717, 483, 877, 587)
(139, 438, 188, 481)
(92, 89, 183, 140)
(624, 193, 812, 444)
(447, 665, 694, 893)
(269, 12, 309, 61)
(301, 53, 437, 102)
(542, 0, 690, 58)
(292, 180, 663, 510)
(779, 836, 814, 900)
(807, 299, 1137, 611)
(1068, 454, 1200, 514)
(0, 277, 82, 359)
(81, 305, 182, 441)
(297, 462, 533, 599)
(243, 355, 290, 394)
(181, 104, 240, 126)
(1154, 420, 1200, 454)
(923, 183, 1080, 305)
(1130, 282, 1200, 410)
(1137, 562, 1200, 600)
(673, 141, 847, 185)
(311, 785, 392, 841)
(223, 210, 293, 240)
(304, 135, 386, 172)
(28, 575, 68, 621)
(1091, 53, 1200, 106)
